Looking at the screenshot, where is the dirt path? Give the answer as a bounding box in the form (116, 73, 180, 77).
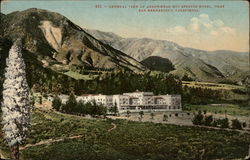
(20, 135, 83, 151)
(108, 123, 117, 132)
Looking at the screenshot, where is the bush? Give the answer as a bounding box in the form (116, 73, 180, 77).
(219, 118, 229, 128)
(203, 115, 213, 126)
(242, 122, 247, 128)
(212, 120, 218, 127)
(139, 111, 144, 118)
(231, 119, 242, 130)
(126, 110, 131, 117)
(192, 111, 203, 125)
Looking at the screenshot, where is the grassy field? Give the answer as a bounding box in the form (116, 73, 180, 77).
(184, 104, 250, 116)
(1, 109, 250, 160)
(64, 71, 97, 80)
(182, 81, 245, 90)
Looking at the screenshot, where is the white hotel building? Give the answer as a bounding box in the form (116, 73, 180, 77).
(57, 91, 181, 113)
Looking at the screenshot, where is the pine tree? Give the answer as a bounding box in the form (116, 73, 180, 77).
(1, 39, 31, 160)
(64, 92, 77, 113)
(52, 95, 62, 111)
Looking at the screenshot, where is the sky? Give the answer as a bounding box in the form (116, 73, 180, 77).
(1, 0, 249, 52)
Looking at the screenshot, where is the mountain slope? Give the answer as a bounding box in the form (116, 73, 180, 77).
(0, 8, 146, 72)
(86, 29, 249, 82)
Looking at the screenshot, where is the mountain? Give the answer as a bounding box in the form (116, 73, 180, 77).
(140, 56, 175, 73)
(0, 8, 146, 72)
(86, 29, 249, 82)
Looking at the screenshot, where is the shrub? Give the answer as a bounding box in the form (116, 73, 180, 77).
(126, 110, 131, 117)
(139, 111, 144, 118)
(203, 115, 213, 126)
(212, 120, 218, 127)
(220, 118, 229, 128)
(203, 110, 207, 115)
(231, 119, 242, 130)
(192, 111, 203, 125)
(242, 122, 247, 128)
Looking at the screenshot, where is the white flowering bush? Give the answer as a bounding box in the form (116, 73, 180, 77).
(1, 39, 30, 147)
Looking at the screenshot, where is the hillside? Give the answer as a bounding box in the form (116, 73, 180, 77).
(0, 8, 146, 73)
(86, 29, 249, 83)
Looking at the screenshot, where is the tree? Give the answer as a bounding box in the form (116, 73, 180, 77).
(203, 115, 213, 126)
(109, 103, 118, 116)
(192, 111, 203, 125)
(63, 93, 77, 113)
(231, 119, 243, 130)
(2, 39, 31, 160)
(220, 118, 229, 128)
(52, 95, 62, 111)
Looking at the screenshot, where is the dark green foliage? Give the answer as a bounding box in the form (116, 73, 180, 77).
(203, 115, 213, 126)
(140, 56, 175, 73)
(139, 111, 144, 118)
(88, 101, 107, 117)
(182, 85, 223, 105)
(203, 110, 207, 114)
(212, 120, 218, 127)
(182, 75, 194, 81)
(109, 103, 118, 116)
(192, 111, 204, 125)
(231, 119, 243, 130)
(217, 118, 229, 128)
(52, 95, 62, 111)
(242, 122, 247, 128)
(60, 98, 107, 117)
(126, 110, 131, 117)
(62, 93, 77, 113)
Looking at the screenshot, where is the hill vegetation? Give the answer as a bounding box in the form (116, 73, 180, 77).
(1, 110, 249, 160)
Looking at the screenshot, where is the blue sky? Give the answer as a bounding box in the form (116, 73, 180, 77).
(1, 0, 249, 52)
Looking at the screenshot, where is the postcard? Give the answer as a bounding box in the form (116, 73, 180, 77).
(0, 0, 249, 160)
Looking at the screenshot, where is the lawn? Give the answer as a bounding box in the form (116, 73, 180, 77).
(1, 109, 250, 160)
(64, 71, 96, 80)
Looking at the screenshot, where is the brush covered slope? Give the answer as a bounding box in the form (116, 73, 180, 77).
(0, 8, 146, 73)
